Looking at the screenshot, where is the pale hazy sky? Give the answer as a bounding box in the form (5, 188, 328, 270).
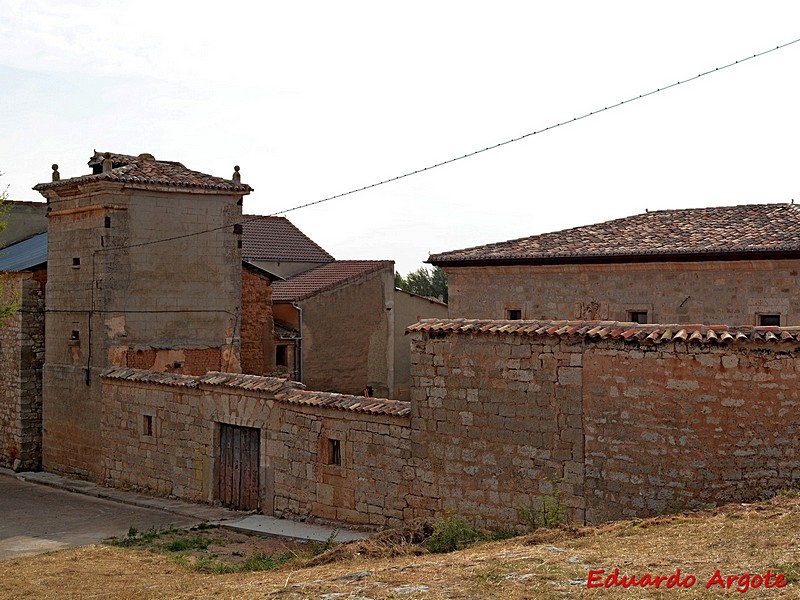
(1, 1, 799, 274)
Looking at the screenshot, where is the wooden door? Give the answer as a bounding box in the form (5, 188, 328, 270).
(218, 424, 260, 511)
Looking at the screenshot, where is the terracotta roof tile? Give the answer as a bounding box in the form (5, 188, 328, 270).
(272, 260, 393, 302)
(34, 151, 252, 194)
(407, 318, 800, 346)
(99, 367, 408, 416)
(274, 388, 410, 417)
(241, 215, 334, 262)
(429, 203, 800, 265)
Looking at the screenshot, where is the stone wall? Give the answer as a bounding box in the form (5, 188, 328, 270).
(582, 342, 800, 522)
(0, 269, 46, 470)
(409, 319, 800, 525)
(96, 319, 800, 531)
(409, 330, 586, 527)
(444, 260, 800, 326)
(100, 369, 411, 528)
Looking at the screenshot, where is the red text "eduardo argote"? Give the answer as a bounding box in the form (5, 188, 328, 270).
(587, 568, 788, 592)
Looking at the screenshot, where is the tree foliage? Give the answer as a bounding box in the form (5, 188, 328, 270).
(395, 266, 448, 303)
(0, 177, 19, 324)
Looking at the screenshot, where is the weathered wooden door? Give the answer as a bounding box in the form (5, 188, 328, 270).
(218, 424, 260, 511)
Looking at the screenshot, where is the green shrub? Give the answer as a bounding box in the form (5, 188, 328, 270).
(425, 512, 484, 553)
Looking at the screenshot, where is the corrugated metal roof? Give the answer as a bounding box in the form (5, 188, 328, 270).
(0, 232, 47, 271)
(407, 318, 800, 346)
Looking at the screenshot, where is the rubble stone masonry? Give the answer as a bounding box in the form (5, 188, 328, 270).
(101, 372, 411, 528)
(0, 269, 46, 470)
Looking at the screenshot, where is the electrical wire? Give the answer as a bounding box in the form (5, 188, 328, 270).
(94, 35, 800, 253)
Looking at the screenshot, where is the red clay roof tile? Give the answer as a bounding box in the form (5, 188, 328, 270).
(429, 203, 800, 265)
(99, 367, 409, 416)
(272, 260, 393, 302)
(407, 318, 800, 345)
(241, 215, 334, 263)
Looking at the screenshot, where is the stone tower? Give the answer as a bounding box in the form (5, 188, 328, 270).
(34, 151, 251, 480)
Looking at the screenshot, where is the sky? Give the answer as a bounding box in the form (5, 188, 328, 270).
(1, 1, 799, 275)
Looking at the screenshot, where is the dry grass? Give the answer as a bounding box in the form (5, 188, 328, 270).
(3, 496, 800, 599)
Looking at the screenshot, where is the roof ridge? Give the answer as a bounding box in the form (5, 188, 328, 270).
(407, 318, 800, 346)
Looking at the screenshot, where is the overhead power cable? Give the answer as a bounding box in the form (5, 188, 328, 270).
(99, 35, 800, 253)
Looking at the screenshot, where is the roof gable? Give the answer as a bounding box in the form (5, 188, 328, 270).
(272, 260, 393, 302)
(241, 215, 334, 263)
(429, 203, 800, 266)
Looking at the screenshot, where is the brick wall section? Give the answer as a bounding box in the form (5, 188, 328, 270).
(240, 267, 274, 375)
(409, 332, 586, 527)
(100, 370, 411, 528)
(445, 260, 800, 326)
(122, 347, 222, 375)
(0, 269, 46, 470)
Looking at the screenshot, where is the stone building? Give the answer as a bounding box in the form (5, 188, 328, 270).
(270, 260, 396, 397)
(0, 208, 47, 470)
(33, 151, 250, 480)
(429, 203, 800, 326)
(240, 215, 448, 398)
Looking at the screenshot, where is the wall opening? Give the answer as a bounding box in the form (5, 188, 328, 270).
(327, 438, 342, 466)
(142, 414, 153, 437)
(758, 314, 781, 326)
(627, 310, 648, 324)
(218, 423, 261, 511)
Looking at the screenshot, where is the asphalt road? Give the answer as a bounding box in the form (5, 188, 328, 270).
(0, 473, 198, 560)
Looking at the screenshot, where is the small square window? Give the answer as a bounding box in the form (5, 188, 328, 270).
(327, 439, 341, 466)
(506, 309, 522, 320)
(276, 345, 288, 367)
(628, 311, 648, 324)
(758, 314, 781, 327)
(104, 216, 111, 228)
(72, 257, 81, 268)
(143, 414, 153, 437)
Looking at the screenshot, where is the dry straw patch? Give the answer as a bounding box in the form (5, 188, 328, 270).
(2, 497, 800, 599)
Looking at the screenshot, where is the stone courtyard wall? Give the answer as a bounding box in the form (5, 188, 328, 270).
(100, 369, 411, 528)
(95, 319, 800, 530)
(409, 319, 800, 525)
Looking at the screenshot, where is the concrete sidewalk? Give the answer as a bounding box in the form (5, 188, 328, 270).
(4, 468, 368, 543)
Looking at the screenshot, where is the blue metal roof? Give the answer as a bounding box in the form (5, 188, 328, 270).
(0, 232, 47, 271)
